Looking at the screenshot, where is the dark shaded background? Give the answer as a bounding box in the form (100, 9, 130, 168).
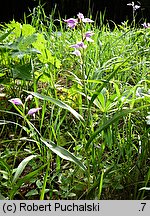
(0, 0, 150, 24)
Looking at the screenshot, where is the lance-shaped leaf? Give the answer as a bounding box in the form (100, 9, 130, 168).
(12, 155, 38, 183)
(0, 28, 15, 42)
(10, 164, 46, 199)
(24, 91, 84, 121)
(40, 138, 86, 171)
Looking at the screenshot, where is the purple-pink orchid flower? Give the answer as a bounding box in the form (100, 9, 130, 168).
(141, 22, 150, 28)
(84, 31, 95, 42)
(70, 41, 87, 57)
(64, 13, 94, 29)
(25, 94, 33, 102)
(82, 17, 94, 23)
(8, 97, 42, 117)
(63, 18, 78, 29)
(70, 33, 94, 57)
(77, 12, 84, 20)
(70, 41, 87, 49)
(77, 12, 94, 23)
(127, 2, 141, 11)
(28, 108, 42, 116)
(9, 98, 23, 106)
(72, 49, 81, 57)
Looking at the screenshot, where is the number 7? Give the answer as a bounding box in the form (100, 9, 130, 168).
(141, 203, 146, 211)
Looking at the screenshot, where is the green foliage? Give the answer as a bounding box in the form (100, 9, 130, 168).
(0, 6, 150, 200)
(25, 91, 84, 121)
(12, 63, 32, 80)
(12, 155, 38, 183)
(0, 21, 61, 84)
(41, 138, 86, 171)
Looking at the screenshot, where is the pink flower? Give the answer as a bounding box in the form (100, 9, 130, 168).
(134, 5, 140, 10)
(9, 98, 23, 106)
(25, 95, 33, 102)
(77, 12, 94, 23)
(141, 22, 150, 28)
(28, 107, 42, 116)
(127, 2, 141, 11)
(63, 18, 78, 28)
(77, 12, 84, 20)
(64, 13, 94, 28)
(85, 31, 94, 38)
(71, 42, 87, 57)
(70, 41, 87, 49)
(84, 31, 94, 42)
(82, 18, 94, 23)
(72, 49, 81, 57)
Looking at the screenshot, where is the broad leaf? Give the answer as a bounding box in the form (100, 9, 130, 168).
(22, 24, 36, 36)
(18, 34, 37, 51)
(12, 63, 32, 80)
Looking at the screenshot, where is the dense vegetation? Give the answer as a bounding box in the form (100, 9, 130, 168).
(0, 5, 150, 200)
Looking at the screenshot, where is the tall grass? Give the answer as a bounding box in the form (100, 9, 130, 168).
(0, 5, 150, 200)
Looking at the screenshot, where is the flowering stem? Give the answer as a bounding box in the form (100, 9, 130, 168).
(12, 104, 24, 117)
(133, 9, 135, 27)
(31, 59, 39, 108)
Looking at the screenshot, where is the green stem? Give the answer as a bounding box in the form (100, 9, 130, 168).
(40, 150, 51, 200)
(98, 170, 104, 199)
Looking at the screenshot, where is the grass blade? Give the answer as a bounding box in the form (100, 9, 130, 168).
(86, 104, 150, 149)
(89, 57, 130, 106)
